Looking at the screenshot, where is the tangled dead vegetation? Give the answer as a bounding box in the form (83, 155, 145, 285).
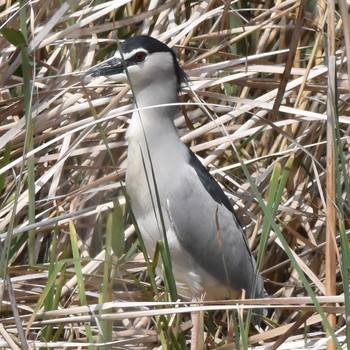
(0, 0, 349, 349)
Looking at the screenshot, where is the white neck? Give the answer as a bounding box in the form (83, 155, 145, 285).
(132, 73, 178, 110)
(127, 75, 180, 142)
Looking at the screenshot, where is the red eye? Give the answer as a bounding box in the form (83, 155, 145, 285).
(134, 52, 146, 62)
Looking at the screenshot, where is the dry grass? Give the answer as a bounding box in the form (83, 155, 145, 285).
(0, 0, 349, 349)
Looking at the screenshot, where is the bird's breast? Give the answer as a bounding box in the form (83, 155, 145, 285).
(125, 137, 239, 299)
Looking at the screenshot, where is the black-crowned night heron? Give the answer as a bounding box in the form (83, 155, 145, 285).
(83, 34, 264, 328)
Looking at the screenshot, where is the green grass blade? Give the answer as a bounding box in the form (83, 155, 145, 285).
(111, 198, 125, 258)
(41, 225, 58, 344)
(99, 209, 115, 344)
(19, 0, 36, 266)
(334, 103, 350, 347)
(69, 220, 94, 346)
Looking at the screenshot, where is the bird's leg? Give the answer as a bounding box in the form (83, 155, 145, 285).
(190, 298, 204, 350)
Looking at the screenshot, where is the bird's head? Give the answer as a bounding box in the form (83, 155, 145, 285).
(83, 35, 187, 93)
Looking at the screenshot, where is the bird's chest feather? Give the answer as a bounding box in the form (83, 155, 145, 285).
(126, 143, 185, 278)
(125, 131, 189, 237)
(125, 142, 226, 298)
(127, 139, 175, 193)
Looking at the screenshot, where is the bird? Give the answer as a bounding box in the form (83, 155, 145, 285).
(83, 34, 264, 310)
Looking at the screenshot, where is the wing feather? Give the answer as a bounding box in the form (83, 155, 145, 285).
(167, 149, 264, 298)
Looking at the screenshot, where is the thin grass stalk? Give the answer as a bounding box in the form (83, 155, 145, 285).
(232, 311, 248, 350)
(269, 0, 307, 121)
(41, 225, 58, 344)
(99, 211, 114, 344)
(5, 274, 29, 350)
(294, 13, 327, 108)
(332, 44, 350, 347)
(82, 84, 118, 169)
(238, 310, 248, 350)
(50, 244, 75, 342)
(250, 157, 292, 330)
(251, 162, 281, 329)
(325, 58, 338, 348)
(336, 125, 350, 349)
(326, 0, 337, 349)
(139, 143, 178, 302)
(111, 198, 125, 258)
(335, 121, 350, 348)
(68, 220, 94, 347)
(19, 0, 36, 266)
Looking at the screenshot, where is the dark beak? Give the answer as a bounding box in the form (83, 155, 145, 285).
(82, 57, 124, 83)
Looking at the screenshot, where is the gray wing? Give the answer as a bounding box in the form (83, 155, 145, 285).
(167, 149, 264, 298)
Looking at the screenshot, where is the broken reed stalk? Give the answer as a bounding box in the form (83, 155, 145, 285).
(325, 1, 337, 349)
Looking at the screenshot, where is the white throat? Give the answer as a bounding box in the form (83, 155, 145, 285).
(132, 75, 178, 110)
